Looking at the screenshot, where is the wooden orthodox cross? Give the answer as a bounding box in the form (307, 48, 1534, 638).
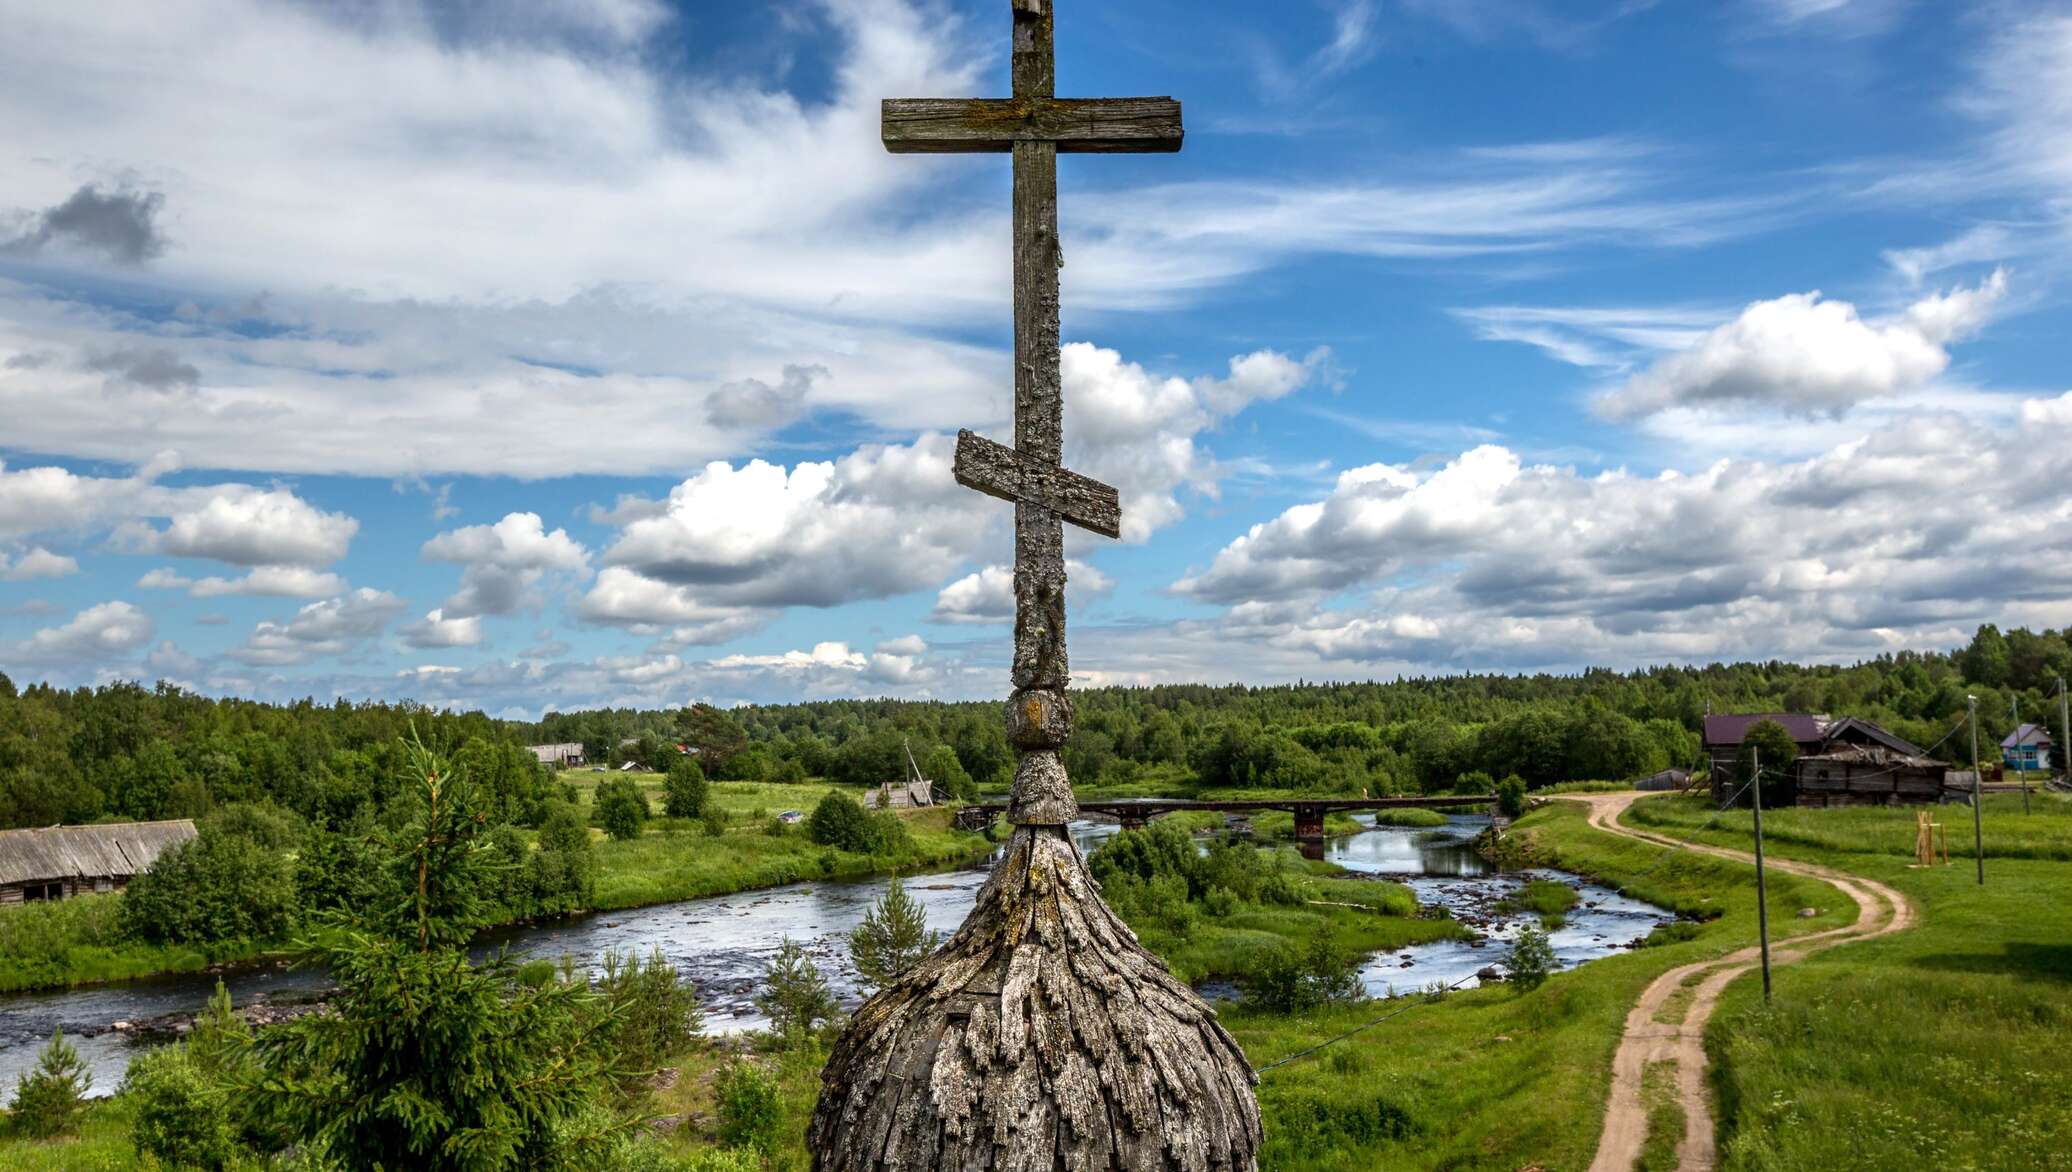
(810, 7, 1259, 1168)
(885, 0, 1176, 787)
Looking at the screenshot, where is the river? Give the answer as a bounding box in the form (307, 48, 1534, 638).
(0, 814, 1671, 1097)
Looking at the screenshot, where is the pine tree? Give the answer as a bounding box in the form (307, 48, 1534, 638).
(756, 937, 837, 1043)
(10, 1029, 90, 1138)
(849, 875, 940, 991)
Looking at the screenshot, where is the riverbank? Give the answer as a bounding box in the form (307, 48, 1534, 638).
(0, 779, 992, 996)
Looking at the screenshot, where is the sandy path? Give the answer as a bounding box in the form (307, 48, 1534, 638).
(1574, 792, 1914, 1172)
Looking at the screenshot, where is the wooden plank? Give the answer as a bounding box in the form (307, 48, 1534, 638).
(953, 430, 1120, 539)
(882, 97, 1183, 153)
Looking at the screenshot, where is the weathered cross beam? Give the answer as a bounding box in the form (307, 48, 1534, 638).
(952, 428, 1119, 538)
(811, 7, 1259, 1169)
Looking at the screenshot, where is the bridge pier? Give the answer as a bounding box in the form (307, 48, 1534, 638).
(1292, 804, 1325, 842)
(1118, 814, 1149, 832)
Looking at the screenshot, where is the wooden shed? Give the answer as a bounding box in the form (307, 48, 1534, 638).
(1792, 746, 1949, 808)
(0, 819, 198, 904)
(527, 742, 586, 767)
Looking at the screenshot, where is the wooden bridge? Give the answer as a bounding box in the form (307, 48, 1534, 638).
(954, 794, 1496, 839)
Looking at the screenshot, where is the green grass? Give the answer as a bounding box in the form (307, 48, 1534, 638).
(1499, 878, 1580, 926)
(1364, 807, 1452, 828)
(588, 803, 992, 910)
(1635, 1061, 1684, 1172)
(1222, 799, 1854, 1170)
(1625, 792, 2072, 1171)
(0, 895, 272, 994)
(0, 1096, 144, 1171)
(1142, 876, 1469, 987)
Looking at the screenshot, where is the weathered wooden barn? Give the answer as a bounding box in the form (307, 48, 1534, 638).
(1704, 713, 1927, 805)
(0, 820, 197, 904)
(1791, 745, 1952, 807)
(527, 742, 586, 767)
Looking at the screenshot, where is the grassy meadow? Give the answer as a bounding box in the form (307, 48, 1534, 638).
(1628, 792, 2072, 1170)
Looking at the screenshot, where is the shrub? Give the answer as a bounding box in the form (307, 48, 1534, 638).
(1495, 774, 1528, 819)
(9, 1029, 89, 1138)
(1640, 920, 1704, 948)
(806, 791, 905, 854)
(714, 1059, 783, 1154)
(595, 948, 702, 1088)
(595, 778, 650, 841)
(756, 937, 837, 1042)
(663, 758, 709, 820)
(125, 1046, 239, 1170)
(121, 825, 299, 946)
(1202, 885, 1241, 918)
(1244, 927, 1363, 1013)
(850, 876, 939, 991)
(701, 807, 729, 838)
(1505, 924, 1557, 991)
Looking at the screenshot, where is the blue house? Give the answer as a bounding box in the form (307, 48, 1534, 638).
(2002, 724, 2053, 772)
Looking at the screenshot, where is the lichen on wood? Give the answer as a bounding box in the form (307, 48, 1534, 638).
(807, 827, 1261, 1170)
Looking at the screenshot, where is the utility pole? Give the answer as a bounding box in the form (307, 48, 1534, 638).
(1752, 744, 1772, 1001)
(2059, 678, 2069, 790)
(2015, 694, 2030, 815)
(1968, 694, 1985, 886)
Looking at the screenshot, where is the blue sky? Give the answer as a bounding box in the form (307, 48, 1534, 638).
(2, 0, 2069, 716)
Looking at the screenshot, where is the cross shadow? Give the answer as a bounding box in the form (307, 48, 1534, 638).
(1911, 943, 2072, 984)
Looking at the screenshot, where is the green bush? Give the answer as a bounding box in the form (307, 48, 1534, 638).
(9, 1029, 89, 1138)
(1505, 924, 1557, 991)
(595, 778, 650, 841)
(124, 1046, 239, 1170)
(713, 1059, 782, 1153)
(1640, 920, 1704, 948)
(805, 791, 906, 854)
(1244, 927, 1363, 1013)
(663, 758, 709, 820)
(595, 949, 702, 1090)
(1495, 774, 1528, 819)
(121, 826, 298, 946)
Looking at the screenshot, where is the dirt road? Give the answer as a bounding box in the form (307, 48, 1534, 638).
(1574, 792, 1914, 1172)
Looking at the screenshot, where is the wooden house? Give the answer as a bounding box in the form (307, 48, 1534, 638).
(1704, 713, 1926, 806)
(1793, 745, 1951, 808)
(527, 742, 586, 767)
(0, 820, 197, 904)
(2002, 724, 2053, 772)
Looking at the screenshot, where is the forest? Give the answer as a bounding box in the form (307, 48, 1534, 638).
(4, 623, 2065, 836)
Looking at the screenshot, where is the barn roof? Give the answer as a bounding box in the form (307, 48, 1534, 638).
(1703, 713, 1829, 747)
(0, 820, 198, 887)
(1797, 744, 1947, 770)
(2003, 723, 2053, 749)
(1823, 716, 1925, 756)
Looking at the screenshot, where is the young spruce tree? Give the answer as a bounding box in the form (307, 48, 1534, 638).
(259, 731, 630, 1170)
(848, 875, 939, 991)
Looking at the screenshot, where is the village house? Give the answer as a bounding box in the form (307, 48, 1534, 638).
(1794, 745, 1952, 807)
(527, 742, 586, 768)
(0, 820, 198, 904)
(1703, 713, 1931, 806)
(2002, 724, 2053, 772)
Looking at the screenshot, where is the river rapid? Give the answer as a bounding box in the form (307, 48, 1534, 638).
(0, 814, 1671, 1097)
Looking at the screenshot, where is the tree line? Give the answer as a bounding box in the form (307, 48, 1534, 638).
(3, 623, 2063, 837)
